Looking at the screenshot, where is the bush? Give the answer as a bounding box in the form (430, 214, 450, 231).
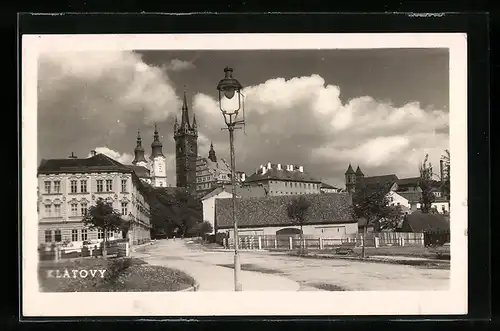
(105, 258, 133, 284)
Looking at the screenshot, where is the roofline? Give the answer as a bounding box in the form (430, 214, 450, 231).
(37, 168, 134, 175)
(217, 220, 358, 229)
(244, 177, 322, 184)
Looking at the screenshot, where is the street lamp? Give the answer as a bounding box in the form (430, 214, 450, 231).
(217, 66, 244, 292)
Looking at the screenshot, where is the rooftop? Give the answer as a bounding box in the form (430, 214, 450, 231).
(215, 193, 355, 229)
(201, 185, 268, 201)
(38, 153, 133, 174)
(245, 163, 321, 184)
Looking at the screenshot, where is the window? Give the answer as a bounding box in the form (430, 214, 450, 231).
(71, 229, 78, 241)
(121, 202, 128, 215)
(106, 179, 113, 192)
(54, 181, 61, 193)
(54, 230, 62, 242)
(121, 179, 127, 192)
(70, 203, 78, 216)
(80, 203, 87, 216)
(44, 181, 51, 194)
(80, 180, 87, 193)
(44, 203, 51, 216)
(96, 180, 103, 192)
(54, 204, 61, 217)
(81, 229, 88, 241)
(44, 230, 52, 243)
(294, 183, 297, 188)
(107, 231, 113, 238)
(98, 229, 103, 239)
(70, 180, 78, 193)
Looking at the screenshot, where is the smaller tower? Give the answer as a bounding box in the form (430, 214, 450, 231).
(132, 129, 148, 168)
(208, 142, 217, 162)
(345, 163, 356, 205)
(150, 123, 167, 188)
(355, 165, 364, 182)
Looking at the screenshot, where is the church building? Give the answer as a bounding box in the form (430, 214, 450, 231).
(174, 90, 198, 193)
(131, 124, 167, 188)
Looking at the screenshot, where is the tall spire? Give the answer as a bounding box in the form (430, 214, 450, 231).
(208, 141, 217, 162)
(355, 165, 364, 177)
(181, 87, 190, 129)
(132, 129, 147, 165)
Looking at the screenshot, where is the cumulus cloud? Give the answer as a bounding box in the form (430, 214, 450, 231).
(89, 147, 134, 165)
(38, 51, 448, 188)
(193, 74, 449, 187)
(164, 59, 196, 72)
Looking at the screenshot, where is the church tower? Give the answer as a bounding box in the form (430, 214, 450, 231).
(132, 129, 148, 169)
(208, 142, 217, 162)
(174, 89, 198, 192)
(345, 163, 356, 205)
(150, 123, 167, 187)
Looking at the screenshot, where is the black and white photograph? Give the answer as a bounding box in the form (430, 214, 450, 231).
(22, 33, 468, 316)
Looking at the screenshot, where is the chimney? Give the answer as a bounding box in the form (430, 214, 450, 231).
(277, 163, 281, 170)
(262, 167, 267, 175)
(299, 166, 304, 173)
(267, 161, 271, 169)
(241, 173, 246, 182)
(68, 152, 77, 159)
(90, 150, 97, 157)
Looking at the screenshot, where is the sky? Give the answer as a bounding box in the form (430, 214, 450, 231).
(37, 48, 449, 188)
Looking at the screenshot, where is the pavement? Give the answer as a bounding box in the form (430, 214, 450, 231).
(133, 239, 449, 291)
(132, 239, 300, 291)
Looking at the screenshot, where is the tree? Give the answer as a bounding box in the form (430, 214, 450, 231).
(286, 196, 311, 254)
(353, 183, 403, 259)
(441, 149, 451, 210)
(82, 199, 127, 258)
(419, 154, 436, 213)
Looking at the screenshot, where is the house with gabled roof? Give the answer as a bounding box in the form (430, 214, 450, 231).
(201, 185, 268, 234)
(214, 192, 357, 238)
(37, 151, 152, 246)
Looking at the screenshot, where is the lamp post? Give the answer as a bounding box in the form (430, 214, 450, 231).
(217, 66, 244, 292)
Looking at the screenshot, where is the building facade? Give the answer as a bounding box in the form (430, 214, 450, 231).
(244, 162, 322, 196)
(196, 142, 232, 196)
(215, 193, 357, 239)
(201, 185, 268, 234)
(174, 90, 198, 192)
(37, 153, 152, 246)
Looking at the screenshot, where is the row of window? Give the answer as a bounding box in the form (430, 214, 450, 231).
(44, 201, 129, 217)
(277, 181, 319, 189)
(270, 191, 316, 196)
(43, 178, 129, 194)
(44, 228, 121, 243)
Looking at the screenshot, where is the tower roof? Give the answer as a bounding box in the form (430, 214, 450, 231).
(355, 165, 364, 176)
(345, 163, 355, 175)
(180, 88, 191, 129)
(133, 129, 147, 164)
(151, 123, 164, 158)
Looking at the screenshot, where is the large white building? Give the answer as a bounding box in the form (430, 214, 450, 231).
(37, 152, 152, 246)
(131, 125, 167, 188)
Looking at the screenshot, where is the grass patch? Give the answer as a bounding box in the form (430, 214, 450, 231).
(38, 257, 195, 292)
(307, 282, 346, 291)
(217, 263, 283, 275)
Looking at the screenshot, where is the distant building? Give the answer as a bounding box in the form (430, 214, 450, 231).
(130, 126, 167, 188)
(200, 185, 268, 234)
(320, 182, 340, 193)
(344, 163, 450, 214)
(37, 152, 152, 246)
(244, 162, 322, 196)
(215, 193, 357, 238)
(196, 142, 232, 196)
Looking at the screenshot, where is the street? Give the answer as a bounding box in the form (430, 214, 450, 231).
(132, 239, 450, 291)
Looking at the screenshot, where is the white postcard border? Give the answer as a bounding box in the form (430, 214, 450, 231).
(22, 33, 468, 317)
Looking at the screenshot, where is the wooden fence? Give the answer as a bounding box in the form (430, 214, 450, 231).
(222, 232, 426, 250)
